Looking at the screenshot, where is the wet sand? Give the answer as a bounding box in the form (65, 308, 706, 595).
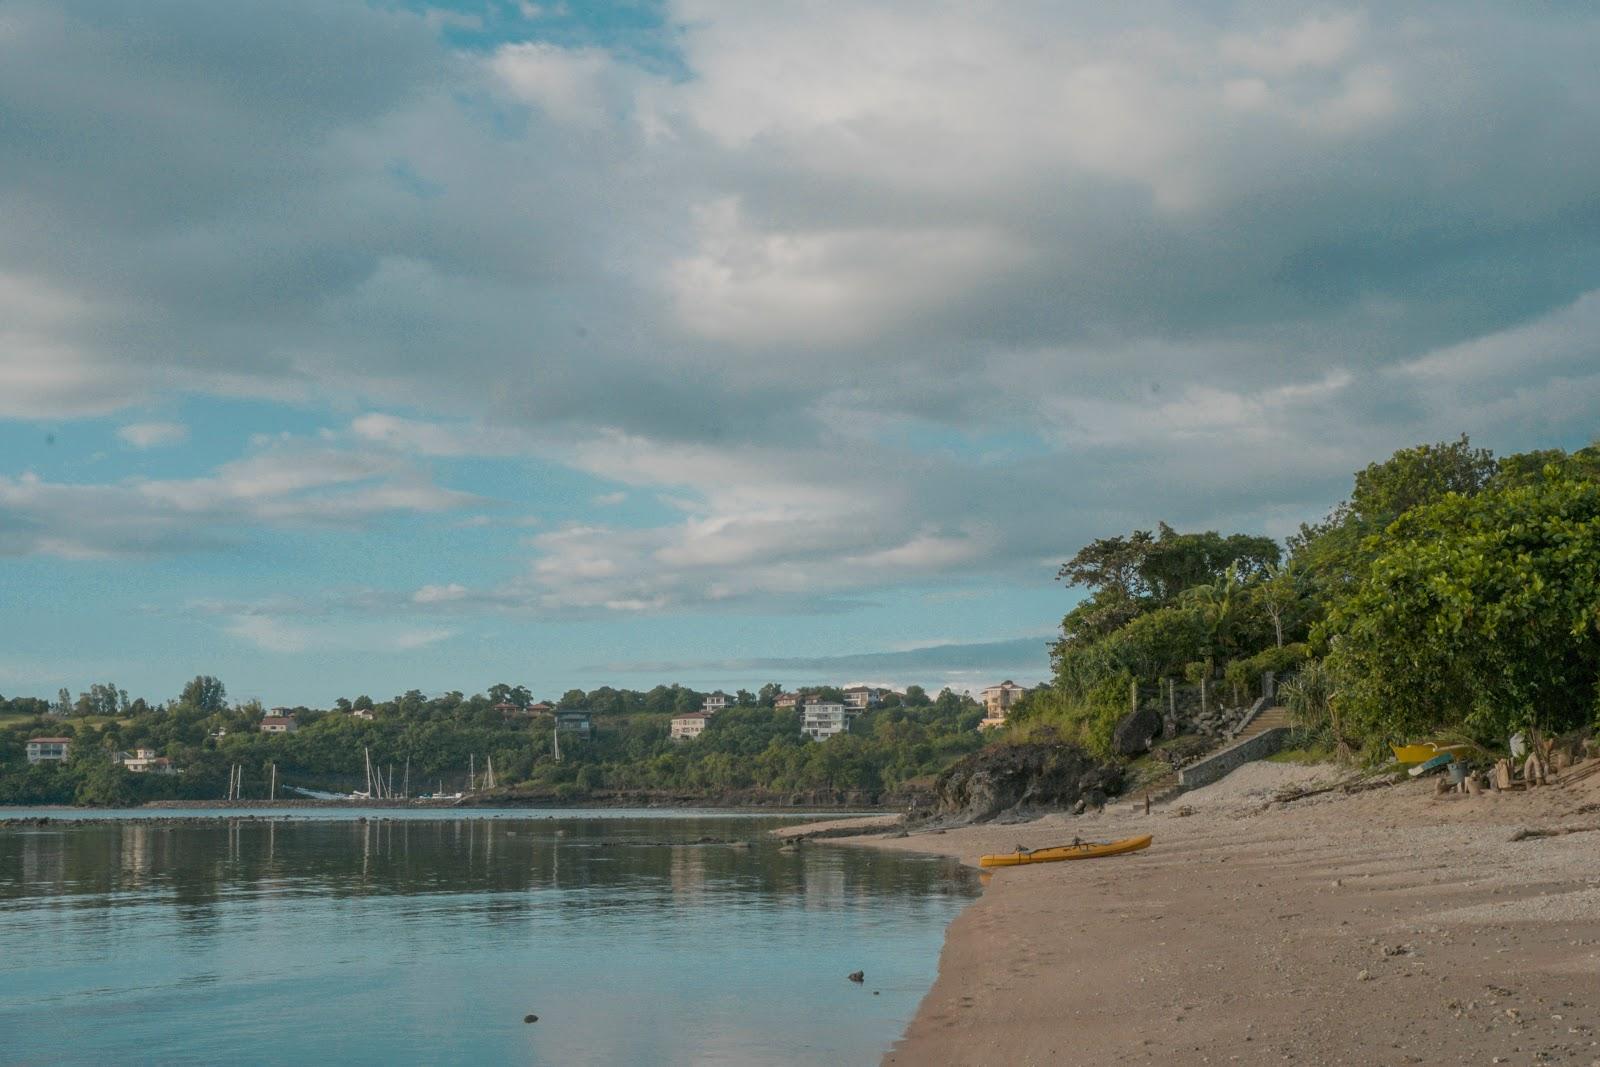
(787, 761, 1600, 1065)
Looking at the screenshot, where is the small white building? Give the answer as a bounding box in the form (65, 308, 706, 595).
(351, 708, 375, 721)
(670, 711, 711, 741)
(702, 692, 729, 713)
(842, 686, 886, 710)
(26, 737, 71, 764)
(260, 715, 297, 734)
(121, 748, 176, 774)
(773, 692, 800, 709)
(800, 703, 857, 741)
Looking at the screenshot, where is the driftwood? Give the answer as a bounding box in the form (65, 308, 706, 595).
(1508, 824, 1600, 842)
(1554, 760, 1600, 787)
(1271, 774, 1393, 805)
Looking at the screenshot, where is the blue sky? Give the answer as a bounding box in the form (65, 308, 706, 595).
(2, 1, 1598, 707)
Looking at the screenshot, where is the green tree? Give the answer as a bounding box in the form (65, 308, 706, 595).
(179, 676, 228, 713)
(1325, 471, 1600, 746)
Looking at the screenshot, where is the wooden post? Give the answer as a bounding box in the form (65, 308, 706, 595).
(1130, 677, 1138, 717)
(1494, 759, 1512, 791)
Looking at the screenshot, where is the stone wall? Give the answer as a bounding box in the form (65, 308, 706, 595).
(1177, 726, 1292, 790)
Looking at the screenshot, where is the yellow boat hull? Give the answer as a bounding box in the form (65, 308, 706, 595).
(1391, 743, 1472, 765)
(979, 834, 1152, 869)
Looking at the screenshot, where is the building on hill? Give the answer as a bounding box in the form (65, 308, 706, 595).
(527, 701, 555, 715)
(350, 708, 374, 721)
(260, 715, 297, 734)
(773, 692, 799, 709)
(980, 681, 1030, 728)
(702, 692, 729, 713)
(26, 737, 71, 764)
(492, 700, 528, 717)
(800, 703, 858, 741)
(842, 686, 886, 710)
(670, 711, 711, 741)
(554, 710, 593, 740)
(121, 749, 176, 774)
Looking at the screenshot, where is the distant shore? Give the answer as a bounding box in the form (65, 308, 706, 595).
(785, 761, 1600, 1065)
(0, 786, 907, 816)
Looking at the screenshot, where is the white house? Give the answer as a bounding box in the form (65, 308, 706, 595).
(702, 692, 729, 713)
(773, 692, 800, 709)
(670, 711, 711, 741)
(121, 748, 176, 774)
(980, 681, 1031, 728)
(26, 737, 71, 764)
(842, 686, 886, 710)
(260, 715, 297, 734)
(800, 703, 857, 741)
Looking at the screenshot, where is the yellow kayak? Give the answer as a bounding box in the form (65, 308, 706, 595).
(979, 834, 1152, 869)
(1391, 742, 1473, 765)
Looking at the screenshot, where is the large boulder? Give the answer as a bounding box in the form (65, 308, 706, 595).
(933, 740, 1123, 822)
(1112, 705, 1163, 755)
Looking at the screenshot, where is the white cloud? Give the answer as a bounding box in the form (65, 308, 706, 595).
(0, 436, 478, 559)
(1, 1, 1598, 627)
(117, 421, 189, 449)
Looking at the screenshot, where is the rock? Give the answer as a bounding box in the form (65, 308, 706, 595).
(523, 1014, 539, 1024)
(933, 739, 1123, 822)
(847, 971, 865, 983)
(1113, 705, 1163, 756)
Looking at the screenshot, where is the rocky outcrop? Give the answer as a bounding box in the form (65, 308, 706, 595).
(933, 740, 1123, 822)
(1112, 705, 1163, 755)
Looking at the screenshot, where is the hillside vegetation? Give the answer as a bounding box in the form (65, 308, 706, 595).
(1009, 436, 1600, 760)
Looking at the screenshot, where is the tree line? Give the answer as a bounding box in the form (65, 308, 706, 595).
(0, 676, 981, 806)
(1016, 436, 1600, 759)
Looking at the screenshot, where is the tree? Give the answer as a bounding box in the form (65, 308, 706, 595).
(1325, 471, 1600, 746)
(1348, 434, 1495, 522)
(1253, 562, 1301, 649)
(757, 682, 783, 707)
(903, 685, 930, 707)
(179, 676, 228, 713)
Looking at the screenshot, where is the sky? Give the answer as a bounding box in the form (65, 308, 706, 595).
(1, 1, 1598, 707)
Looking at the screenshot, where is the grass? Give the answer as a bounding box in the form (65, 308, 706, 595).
(1265, 741, 1339, 765)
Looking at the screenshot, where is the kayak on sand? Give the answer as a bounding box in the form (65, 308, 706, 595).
(979, 834, 1152, 869)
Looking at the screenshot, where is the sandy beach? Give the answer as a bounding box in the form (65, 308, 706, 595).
(784, 761, 1600, 1066)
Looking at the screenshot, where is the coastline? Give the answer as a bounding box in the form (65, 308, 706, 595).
(786, 761, 1600, 1065)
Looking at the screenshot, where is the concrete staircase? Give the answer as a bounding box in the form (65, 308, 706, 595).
(1234, 704, 1290, 742)
(1119, 705, 1294, 812)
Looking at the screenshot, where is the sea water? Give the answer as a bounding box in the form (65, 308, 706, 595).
(0, 811, 976, 1065)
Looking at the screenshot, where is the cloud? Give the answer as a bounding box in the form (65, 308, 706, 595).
(0, 436, 478, 558)
(223, 612, 457, 655)
(117, 421, 189, 449)
(2, 1, 1598, 622)
(586, 635, 1054, 683)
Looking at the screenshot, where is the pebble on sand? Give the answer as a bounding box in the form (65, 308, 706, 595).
(523, 1014, 539, 1024)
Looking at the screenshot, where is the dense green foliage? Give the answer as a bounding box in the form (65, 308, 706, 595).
(0, 681, 984, 806)
(1036, 436, 1600, 758)
(1324, 470, 1600, 746)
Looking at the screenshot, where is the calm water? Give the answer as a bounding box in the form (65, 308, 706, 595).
(0, 810, 977, 1065)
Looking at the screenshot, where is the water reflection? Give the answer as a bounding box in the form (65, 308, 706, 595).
(0, 816, 976, 1066)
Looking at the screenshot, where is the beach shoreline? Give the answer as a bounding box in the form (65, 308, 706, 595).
(784, 761, 1600, 1065)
